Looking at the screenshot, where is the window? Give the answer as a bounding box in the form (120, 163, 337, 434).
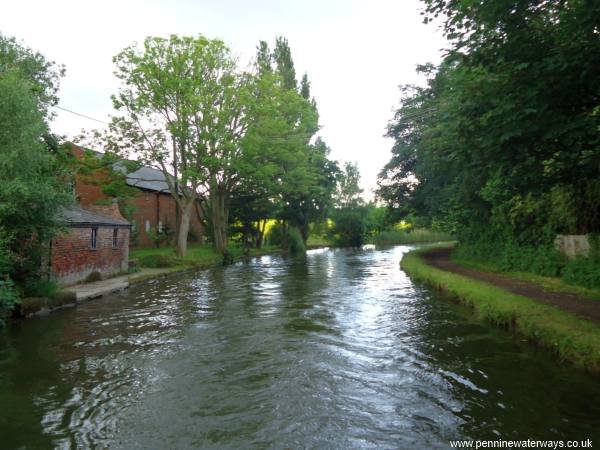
(113, 228, 118, 248)
(145, 220, 151, 232)
(91, 227, 98, 249)
(158, 221, 163, 233)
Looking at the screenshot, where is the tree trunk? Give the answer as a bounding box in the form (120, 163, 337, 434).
(256, 219, 267, 248)
(176, 200, 194, 258)
(281, 220, 289, 251)
(211, 188, 229, 257)
(300, 223, 309, 245)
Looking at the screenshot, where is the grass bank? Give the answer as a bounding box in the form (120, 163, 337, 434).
(131, 243, 280, 272)
(452, 257, 600, 301)
(401, 246, 600, 373)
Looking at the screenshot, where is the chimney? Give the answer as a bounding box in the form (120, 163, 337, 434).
(88, 199, 127, 222)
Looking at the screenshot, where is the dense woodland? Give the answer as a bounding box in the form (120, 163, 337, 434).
(377, 0, 600, 287)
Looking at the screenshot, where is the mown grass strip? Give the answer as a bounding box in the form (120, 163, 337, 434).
(401, 246, 600, 373)
(452, 256, 600, 301)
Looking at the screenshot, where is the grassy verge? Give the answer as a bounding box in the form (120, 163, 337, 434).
(131, 243, 280, 271)
(452, 257, 600, 301)
(401, 246, 600, 373)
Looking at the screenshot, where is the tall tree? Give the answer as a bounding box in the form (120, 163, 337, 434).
(272, 36, 297, 90)
(0, 33, 65, 119)
(378, 0, 600, 245)
(100, 35, 259, 257)
(0, 71, 71, 318)
(330, 162, 367, 247)
(300, 73, 310, 99)
(0, 35, 70, 323)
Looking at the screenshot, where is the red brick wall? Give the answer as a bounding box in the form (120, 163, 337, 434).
(51, 226, 130, 286)
(130, 190, 204, 249)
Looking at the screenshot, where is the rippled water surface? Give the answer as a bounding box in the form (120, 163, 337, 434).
(1, 246, 599, 449)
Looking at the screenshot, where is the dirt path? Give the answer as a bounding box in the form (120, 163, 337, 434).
(421, 247, 600, 324)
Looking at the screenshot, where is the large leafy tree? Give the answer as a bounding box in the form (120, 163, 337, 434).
(0, 35, 70, 319)
(0, 33, 64, 119)
(260, 38, 339, 244)
(378, 0, 600, 243)
(99, 35, 261, 257)
(330, 162, 367, 247)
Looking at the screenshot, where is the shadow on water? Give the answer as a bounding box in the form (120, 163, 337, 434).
(0, 246, 599, 449)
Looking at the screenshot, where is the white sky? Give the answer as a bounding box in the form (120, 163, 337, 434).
(1, 0, 446, 199)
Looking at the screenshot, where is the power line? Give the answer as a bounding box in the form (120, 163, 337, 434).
(51, 105, 325, 143)
(53, 105, 109, 124)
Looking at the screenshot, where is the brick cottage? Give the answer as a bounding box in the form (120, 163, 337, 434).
(50, 204, 131, 286)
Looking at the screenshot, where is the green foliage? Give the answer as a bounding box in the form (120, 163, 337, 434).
(71, 146, 140, 220)
(0, 40, 71, 321)
(563, 257, 600, 290)
(244, 39, 337, 246)
(287, 227, 306, 255)
(454, 240, 565, 277)
(138, 254, 178, 269)
(330, 206, 368, 247)
(22, 279, 59, 299)
(265, 222, 286, 247)
(328, 162, 369, 247)
(455, 237, 600, 289)
(0, 33, 65, 118)
(377, 0, 600, 249)
(0, 278, 19, 326)
(372, 228, 453, 246)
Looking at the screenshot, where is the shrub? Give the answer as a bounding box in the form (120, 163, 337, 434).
(372, 228, 453, 245)
(266, 222, 285, 247)
(563, 257, 600, 289)
(288, 227, 306, 255)
(138, 254, 177, 268)
(0, 278, 19, 326)
(330, 206, 368, 247)
(23, 279, 59, 298)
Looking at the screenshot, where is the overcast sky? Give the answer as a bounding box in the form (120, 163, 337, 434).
(1, 0, 446, 198)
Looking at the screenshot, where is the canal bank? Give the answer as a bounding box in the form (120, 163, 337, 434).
(401, 245, 600, 373)
(17, 245, 284, 318)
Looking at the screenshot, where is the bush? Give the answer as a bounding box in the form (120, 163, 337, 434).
(0, 278, 19, 326)
(372, 228, 453, 245)
(330, 206, 368, 247)
(138, 254, 177, 268)
(265, 222, 285, 247)
(563, 257, 600, 289)
(23, 279, 59, 298)
(288, 227, 306, 255)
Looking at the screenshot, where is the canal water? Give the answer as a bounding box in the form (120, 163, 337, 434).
(0, 246, 599, 449)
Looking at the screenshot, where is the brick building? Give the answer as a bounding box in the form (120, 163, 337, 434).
(51, 205, 130, 286)
(71, 144, 204, 248)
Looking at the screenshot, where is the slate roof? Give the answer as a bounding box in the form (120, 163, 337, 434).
(125, 165, 171, 193)
(62, 205, 130, 227)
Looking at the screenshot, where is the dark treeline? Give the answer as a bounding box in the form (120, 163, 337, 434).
(377, 0, 600, 287)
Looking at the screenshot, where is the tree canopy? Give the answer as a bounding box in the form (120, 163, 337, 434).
(378, 0, 600, 247)
(0, 37, 71, 321)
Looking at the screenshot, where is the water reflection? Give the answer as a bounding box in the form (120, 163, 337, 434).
(0, 246, 599, 449)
